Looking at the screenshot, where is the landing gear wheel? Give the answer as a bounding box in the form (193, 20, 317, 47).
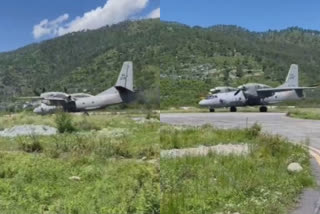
(83, 111, 89, 116)
(209, 108, 215, 112)
(259, 106, 268, 112)
(230, 106, 237, 112)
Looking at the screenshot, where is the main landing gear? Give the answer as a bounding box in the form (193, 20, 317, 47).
(259, 106, 268, 112)
(230, 106, 237, 112)
(209, 108, 215, 112)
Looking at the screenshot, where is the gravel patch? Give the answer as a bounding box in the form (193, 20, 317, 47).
(0, 125, 57, 137)
(161, 144, 249, 158)
(132, 117, 159, 124)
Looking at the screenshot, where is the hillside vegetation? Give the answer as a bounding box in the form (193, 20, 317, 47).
(1, 19, 320, 109)
(160, 22, 320, 108)
(0, 19, 160, 110)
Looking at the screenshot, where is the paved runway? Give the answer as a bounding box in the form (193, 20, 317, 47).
(161, 112, 320, 214)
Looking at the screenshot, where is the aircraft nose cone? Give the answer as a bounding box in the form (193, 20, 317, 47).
(199, 99, 208, 106)
(33, 107, 42, 114)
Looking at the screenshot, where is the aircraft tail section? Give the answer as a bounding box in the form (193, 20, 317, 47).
(115, 61, 134, 92)
(280, 64, 298, 88)
(97, 61, 134, 96)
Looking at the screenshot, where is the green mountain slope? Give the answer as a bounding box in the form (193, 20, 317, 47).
(160, 22, 320, 108)
(0, 19, 160, 110)
(1, 20, 320, 110)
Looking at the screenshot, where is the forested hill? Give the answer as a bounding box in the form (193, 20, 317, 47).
(1, 19, 320, 110)
(160, 21, 320, 108)
(0, 19, 160, 110)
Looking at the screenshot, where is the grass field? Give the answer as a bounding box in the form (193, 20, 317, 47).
(160, 124, 314, 214)
(0, 111, 316, 214)
(287, 108, 320, 120)
(0, 111, 160, 214)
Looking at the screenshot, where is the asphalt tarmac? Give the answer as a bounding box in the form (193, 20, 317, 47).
(160, 112, 320, 214)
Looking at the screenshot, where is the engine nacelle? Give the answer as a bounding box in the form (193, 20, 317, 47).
(33, 103, 58, 115)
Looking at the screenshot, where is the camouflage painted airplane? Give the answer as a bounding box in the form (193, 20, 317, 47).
(32, 61, 135, 115)
(199, 64, 315, 112)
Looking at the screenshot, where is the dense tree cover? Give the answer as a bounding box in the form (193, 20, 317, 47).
(0, 19, 160, 110)
(160, 22, 320, 108)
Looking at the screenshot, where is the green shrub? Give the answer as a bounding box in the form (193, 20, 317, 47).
(257, 134, 285, 157)
(18, 135, 43, 153)
(246, 122, 262, 138)
(75, 117, 101, 131)
(55, 112, 76, 133)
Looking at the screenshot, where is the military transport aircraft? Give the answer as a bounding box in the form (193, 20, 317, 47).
(199, 64, 315, 112)
(30, 61, 135, 115)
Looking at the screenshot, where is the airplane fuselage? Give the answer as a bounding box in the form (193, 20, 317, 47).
(262, 90, 301, 105)
(74, 92, 123, 111)
(32, 61, 134, 115)
(199, 91, 247, 108)
(199, 90, 302, 108)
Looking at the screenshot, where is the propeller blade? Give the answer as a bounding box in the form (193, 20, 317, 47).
(234, 89, 241, 96)
(309, 83, 320, 87)
(33, 89, 41, 96)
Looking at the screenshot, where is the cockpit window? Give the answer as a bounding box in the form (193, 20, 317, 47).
(207, 95, 218, 99)
(210, 90, 221, 94)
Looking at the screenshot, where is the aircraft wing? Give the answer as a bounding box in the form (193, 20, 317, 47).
(17, 96, 43, 100)
(257, 87, 316, 96)
(44, 97, 68, 101)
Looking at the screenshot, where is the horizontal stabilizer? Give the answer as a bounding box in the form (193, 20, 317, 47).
(257, 87, 315, 97)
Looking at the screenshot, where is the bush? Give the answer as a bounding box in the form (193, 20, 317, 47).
(246, 122, 262, 138)
(75, 117, 101, 131)
(257, 134, 285, 157)
(18, 135, 43, 153)
(55, 112, 76, 133)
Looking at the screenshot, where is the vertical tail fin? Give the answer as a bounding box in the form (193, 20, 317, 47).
(280, 64, 298, 87)
(115, 61, 133, 92)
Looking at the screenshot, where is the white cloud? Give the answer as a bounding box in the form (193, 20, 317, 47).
(147, 8, 160, 19)
(33, 14, 69, 39)
(32, 0, 150, 39)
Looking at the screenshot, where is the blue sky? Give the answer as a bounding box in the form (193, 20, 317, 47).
(161, 0, 320, 31)
(0, 0, 159, 52)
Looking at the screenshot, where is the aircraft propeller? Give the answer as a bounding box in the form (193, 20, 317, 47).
(33, 89, 41, 96)
(33, 87, 46, 96)
(234, 85, 246, 96)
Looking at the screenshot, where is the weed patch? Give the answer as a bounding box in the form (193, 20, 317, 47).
(161, 123, 314, 214)
(55, 112, 76, 133)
